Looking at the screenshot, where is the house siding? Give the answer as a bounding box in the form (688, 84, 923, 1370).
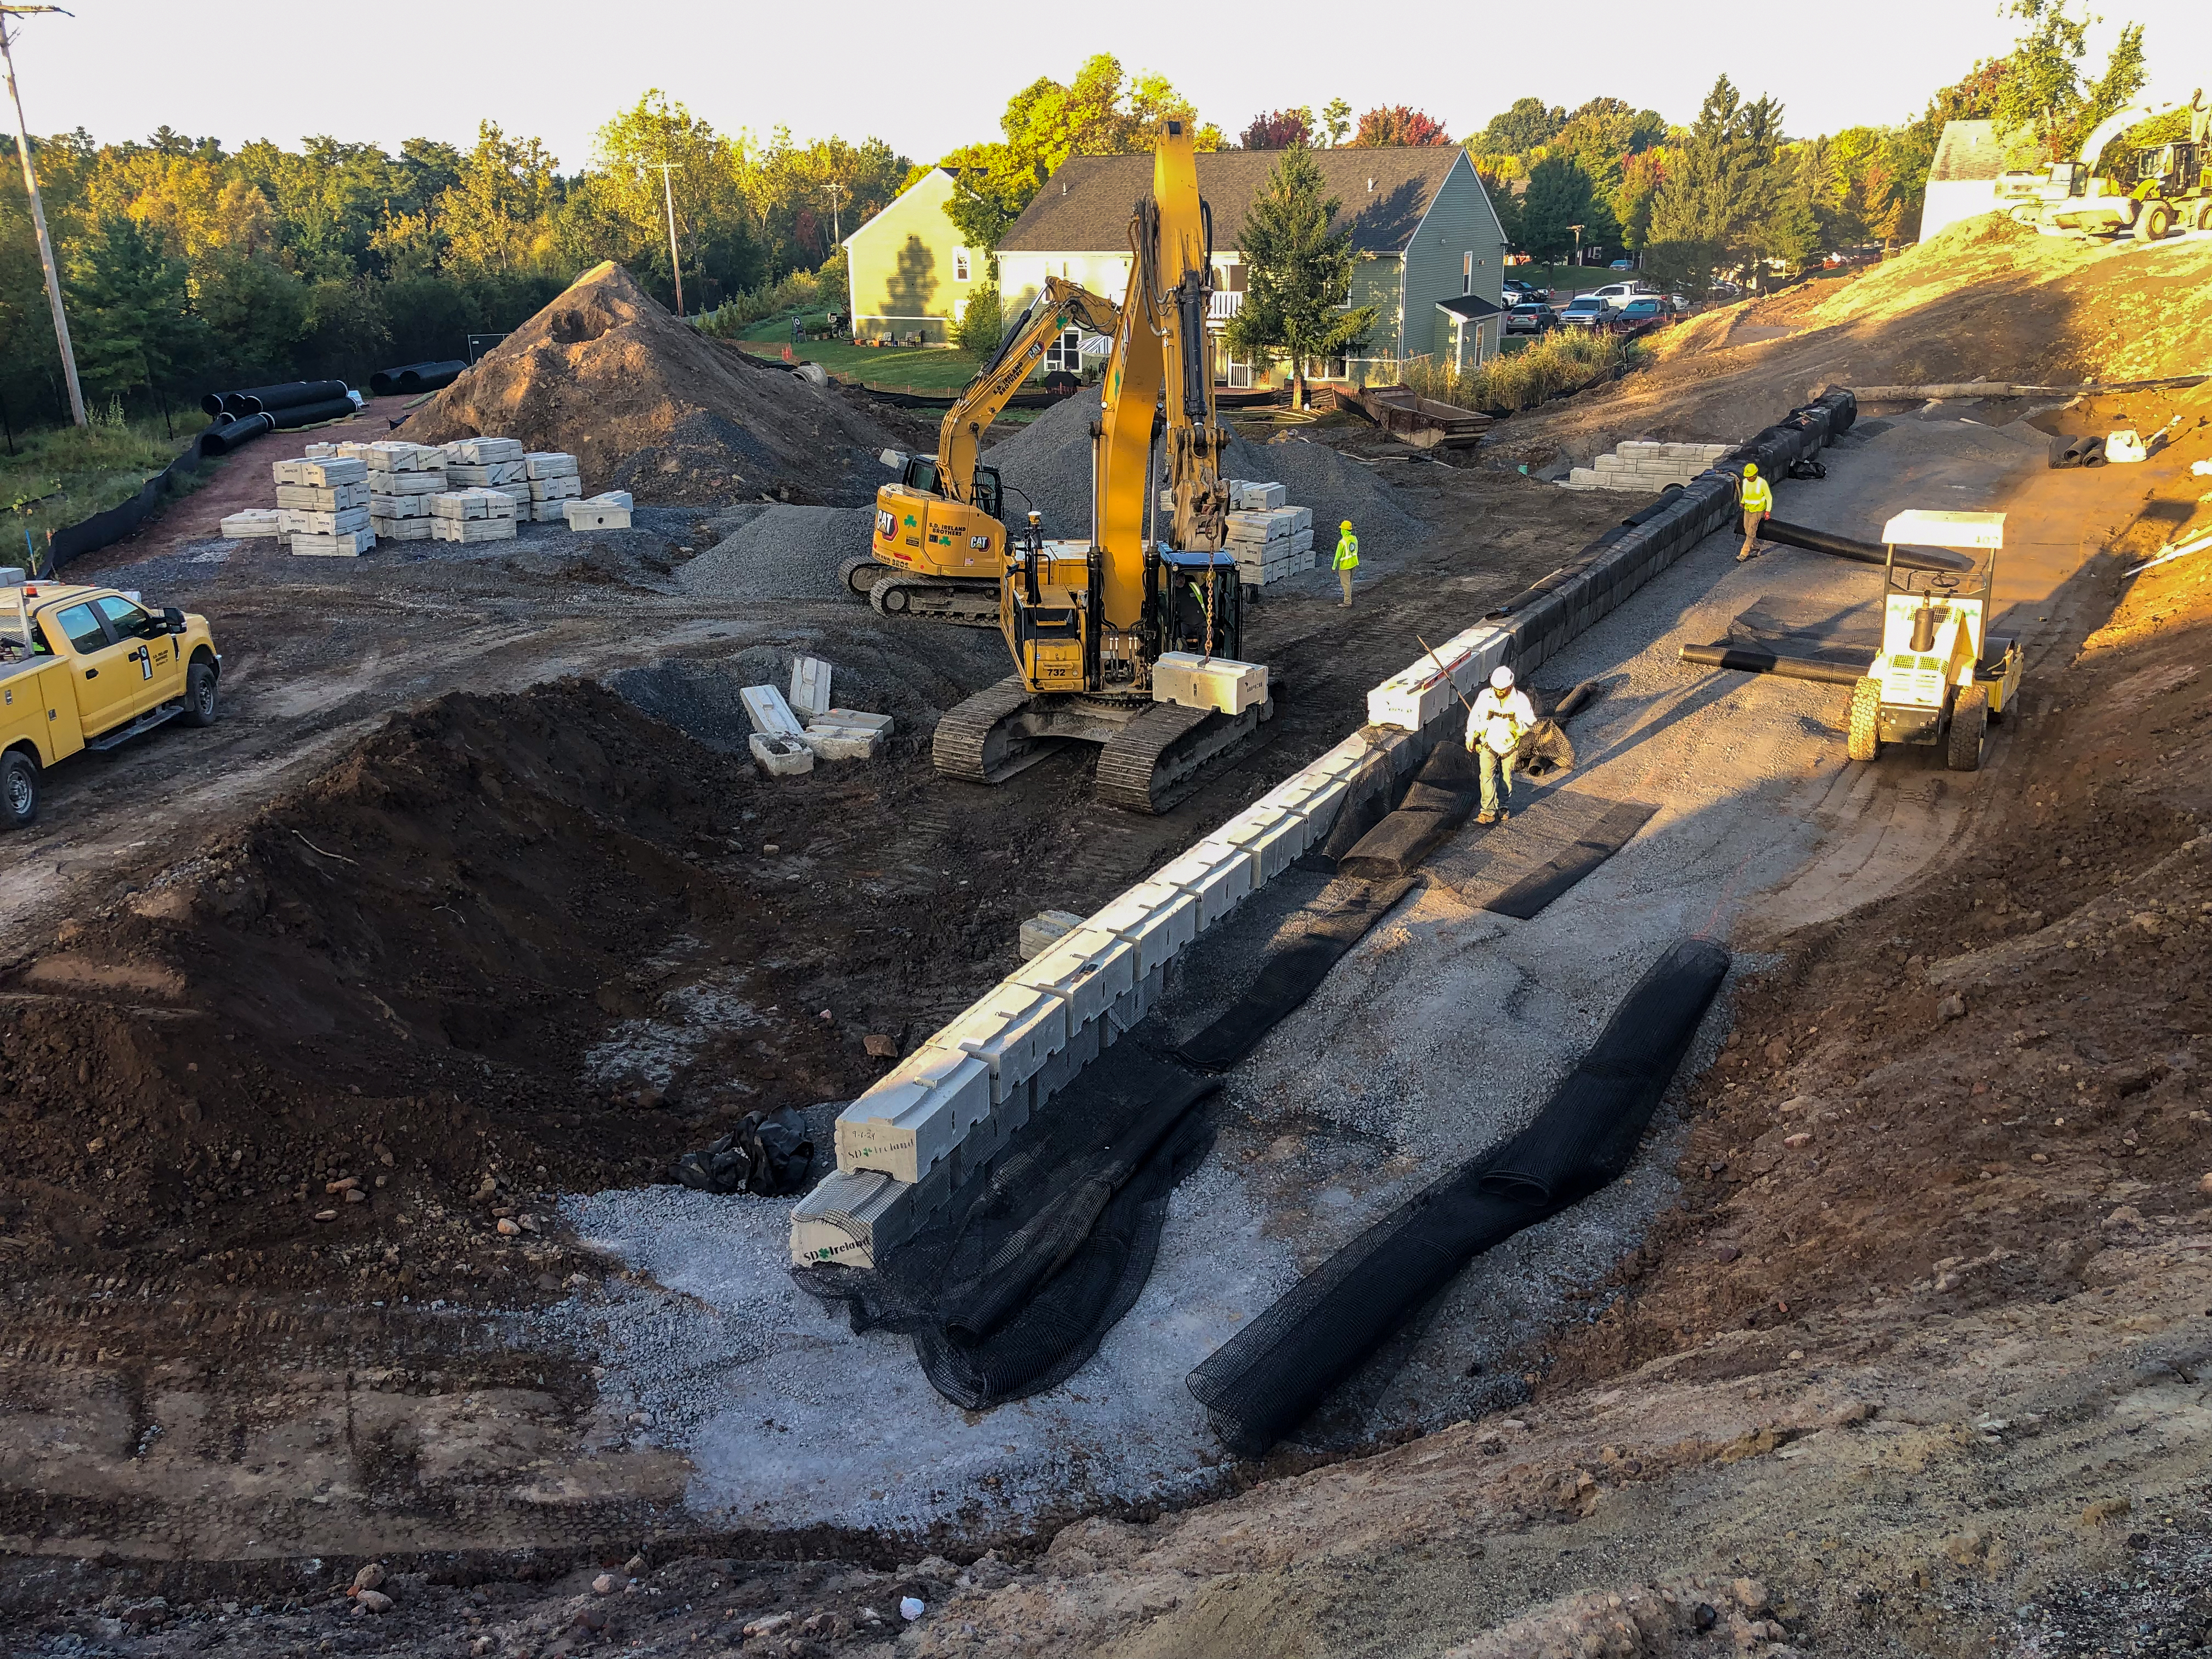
(1398, 153, 1508, 366)
(844, 170, 973, 345)
(995, 252, 1138, 320)
(1346, 254, 1404, 366)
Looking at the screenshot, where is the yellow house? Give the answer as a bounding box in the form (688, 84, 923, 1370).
(843, 167, 979, 347)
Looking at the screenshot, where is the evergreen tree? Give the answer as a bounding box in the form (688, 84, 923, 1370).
(1519, 155, 1621, 263)
(1223, 148, 1378, 407)
(63, 214, 205, 400)
(1644, 76, 1787, 294)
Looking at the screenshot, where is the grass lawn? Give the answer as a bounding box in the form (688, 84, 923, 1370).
(1, 417, 204, 571)
(731, 303, 987, 391)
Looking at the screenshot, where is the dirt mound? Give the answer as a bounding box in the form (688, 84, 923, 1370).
(0, 681, 876, 1276)
(402, 262, 904, 507)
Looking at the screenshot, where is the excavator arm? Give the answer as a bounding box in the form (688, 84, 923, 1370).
(936, 277, 1121, 506)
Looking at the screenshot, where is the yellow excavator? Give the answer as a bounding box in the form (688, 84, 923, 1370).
(1999, 91, 2212, 240)
(843, 277, 1122, 625)
(932, 119, 1266, 814)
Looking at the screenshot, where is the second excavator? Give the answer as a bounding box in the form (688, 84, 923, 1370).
(843, 278, 1121, 625)
(931, 119, 1270, 815)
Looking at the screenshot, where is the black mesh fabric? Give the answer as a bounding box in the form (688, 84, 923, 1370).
(1185, 938, 1730, 1456)
(1176, 876, 1415, 1071)
(1337, 741, 1481, 879)
(794, 1040, 1218, 1410)
(1483, 799, 1656, 921)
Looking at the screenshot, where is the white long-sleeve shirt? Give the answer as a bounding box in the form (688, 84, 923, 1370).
(1466, 686, 1536, 755)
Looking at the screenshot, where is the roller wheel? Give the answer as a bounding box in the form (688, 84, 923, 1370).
(2133, 202, 2172, 242)
(1846, 676, 1881, 763)
(1947, 683, 1988, 772)
(1, 749, 37, 830)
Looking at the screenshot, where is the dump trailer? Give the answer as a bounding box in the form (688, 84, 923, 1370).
(1680, 510, 2022, 772)
(932, 120, 1269, 814)
(844, 277, 1121, 626)
(1, 571, 223, 828)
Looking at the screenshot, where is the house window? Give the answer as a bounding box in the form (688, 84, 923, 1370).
(955, 250, 971, 282)
(1045, 328, 1084, 374)
(1462, 252, 1473, 296)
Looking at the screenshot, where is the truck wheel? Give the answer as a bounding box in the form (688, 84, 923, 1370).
(180, 658, 219, 727)
(1, 749, 37, 830)
(2134, 202, 2172, 242)
(2194, 199, 2212, 232)
(1847, 676, 1882, 762)
(1947, 684, 1988, 772)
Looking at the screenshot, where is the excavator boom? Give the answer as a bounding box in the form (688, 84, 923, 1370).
(939, 278, 1120, 506)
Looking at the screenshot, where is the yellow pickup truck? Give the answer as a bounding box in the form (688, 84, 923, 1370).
(1, 573, 222, 829)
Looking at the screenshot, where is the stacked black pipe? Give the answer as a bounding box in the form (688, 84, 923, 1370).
(199, 380, 349, 418)
(369, 360, 466, 397)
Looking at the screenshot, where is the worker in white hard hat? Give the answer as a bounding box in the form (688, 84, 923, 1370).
(1737, 462, 1774, 562)
(1333, 520, 1359, 608)
(1465, 664, 1537, 825)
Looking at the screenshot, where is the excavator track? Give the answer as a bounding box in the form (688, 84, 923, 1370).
(1094, 698, 1267, 815)
(867, 574, 1003, 628)
(839, 556, 883, 597)
(932, 676, 1068, 785)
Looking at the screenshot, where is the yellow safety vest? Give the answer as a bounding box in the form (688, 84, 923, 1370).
(1741, 475, 1773, 514)
(1334, 533, 1359, 570)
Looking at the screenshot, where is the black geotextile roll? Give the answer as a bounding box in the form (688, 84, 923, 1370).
(1177, 875, 1415, 1071)
(794, 1042, 1218, 1411)
(1185, 936, 1730, 1457)
(1338, 738, 1481, 879)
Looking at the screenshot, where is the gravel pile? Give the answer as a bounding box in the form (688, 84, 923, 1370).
(675, 505, 872, 602)
(988, 392, 1426, 546)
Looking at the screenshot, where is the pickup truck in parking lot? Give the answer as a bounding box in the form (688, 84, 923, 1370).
(1558, 296, 1611, 329)
(1, 573, 222, 828)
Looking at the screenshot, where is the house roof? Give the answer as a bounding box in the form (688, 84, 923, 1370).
(843, 166, 960, 247)
(1928, 120, 2046, 182)
(998, 147, 1470, 256)
(1434, 294, 1502, 319)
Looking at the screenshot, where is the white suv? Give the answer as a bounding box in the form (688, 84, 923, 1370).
(1573, 281, 1661, 310)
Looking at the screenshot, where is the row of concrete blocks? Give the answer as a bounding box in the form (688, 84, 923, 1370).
(795, 718, 1421, 1268)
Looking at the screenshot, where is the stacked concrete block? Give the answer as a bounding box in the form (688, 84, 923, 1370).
(291, 528, 376, 557)
(427, 488, 518, 545)
(1233, 479, 1288, 511)
(563, 492, 634, 531)
(1226, 504, 1313, 586)
(1564, 439, 1736, 492)
(272, 456, 374, 557)
(220, 509, 281, 539)
(443, 437, 525, 466)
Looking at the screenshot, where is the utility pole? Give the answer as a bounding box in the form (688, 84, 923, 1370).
(654, 160, 684, 317)
(825, 180, 842, 249)
(0, 7, 82, 427)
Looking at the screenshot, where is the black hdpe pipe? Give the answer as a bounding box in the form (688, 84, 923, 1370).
(215, 379, 349, 417)
(198, 411, 274, 456)
(1186, 938, 1730, 1457)
(1677, 642, 1866, 685)
(1762, 516, 1974, 574)
(369, 359, 465, 397)
(270, 397, 358, 431)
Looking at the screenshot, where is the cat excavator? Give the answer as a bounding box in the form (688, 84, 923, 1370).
(1999, 89, 2212, 240)
(931, 119, 1267, 814)
(842, 278, 1122, 625)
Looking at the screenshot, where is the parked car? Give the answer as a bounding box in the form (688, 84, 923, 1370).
(1503, 278, 1544, 305)
(1573, 281, 1667, 311)
(1609, 297, 1669, 332)
(1558, 296, 1610, 329)
(1666, 294, 1696, 313)
(1609, 258, 1635, 270)
(1504, 302, 1559, 335)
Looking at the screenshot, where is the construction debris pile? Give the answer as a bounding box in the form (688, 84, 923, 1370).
(401, 261, 905, 507)
(741, 653, 894, 777)
(218, 438, 634, 555)
(1562, 440, 1736, 493)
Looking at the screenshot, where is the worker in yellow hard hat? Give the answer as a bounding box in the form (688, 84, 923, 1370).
(1737, 462, 1774, 562)
(1333, 519, 1359, 608)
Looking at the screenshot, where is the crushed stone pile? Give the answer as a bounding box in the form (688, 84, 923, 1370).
(675, 504, 874, 602)
(402, 262, 903, 508)
(988, 392, 1426, 548)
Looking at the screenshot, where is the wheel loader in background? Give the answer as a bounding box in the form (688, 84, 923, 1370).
(842, 277, 1121, 625)
(931, 119, 1267, 814)
(1999, 91, 2212, 240)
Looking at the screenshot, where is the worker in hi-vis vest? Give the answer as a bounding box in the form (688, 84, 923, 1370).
(1465, 664, 1536, 826)
(1333, 520, 1359, 607)
(1737, 463, 1774, 561)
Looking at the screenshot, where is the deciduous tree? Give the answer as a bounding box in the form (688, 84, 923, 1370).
(1351, 106, 1449, 148)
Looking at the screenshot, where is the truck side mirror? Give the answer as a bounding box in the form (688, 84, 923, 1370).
(162, 607, 187, 635)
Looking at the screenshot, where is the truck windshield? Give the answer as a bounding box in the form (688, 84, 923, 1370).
(95, 595, 154, 638)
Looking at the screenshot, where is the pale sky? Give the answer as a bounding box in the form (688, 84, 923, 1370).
(15, 0, 2211, 170)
